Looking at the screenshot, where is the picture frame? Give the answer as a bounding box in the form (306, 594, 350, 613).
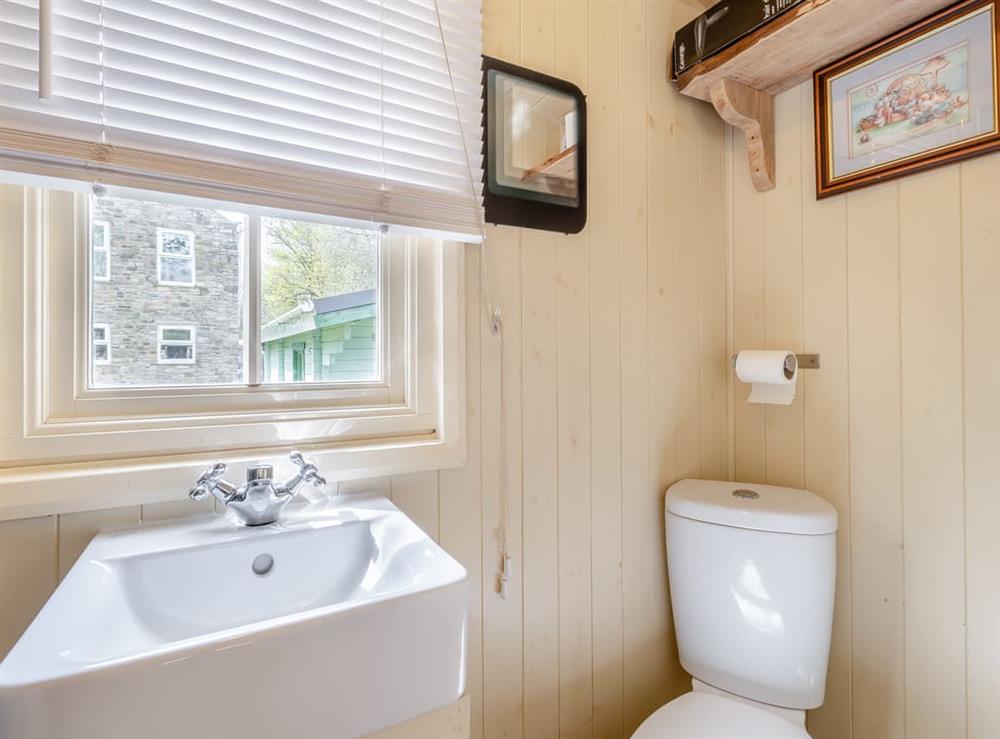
(482, 56, 587, 234)
(814, 0, 999, 198)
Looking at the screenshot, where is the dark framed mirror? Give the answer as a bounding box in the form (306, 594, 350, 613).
(482, 56, 587, 234)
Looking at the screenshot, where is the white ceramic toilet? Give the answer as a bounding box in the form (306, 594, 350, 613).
(634, 479, 838, 739)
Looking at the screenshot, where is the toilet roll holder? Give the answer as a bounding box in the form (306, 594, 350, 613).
(729, 353, 821, 370)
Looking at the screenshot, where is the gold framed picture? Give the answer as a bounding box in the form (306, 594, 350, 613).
(815, 0, 999, 198)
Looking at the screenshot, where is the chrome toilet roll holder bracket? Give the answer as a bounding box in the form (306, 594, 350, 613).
(730, 353, 821, 370)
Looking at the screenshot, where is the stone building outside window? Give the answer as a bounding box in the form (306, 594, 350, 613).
(91, 196, 245, 387)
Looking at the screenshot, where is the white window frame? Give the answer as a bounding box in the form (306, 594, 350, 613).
(157, 325, 196, 365)
(92, 220, 110, 281)
(156, 227, 196, 286)
(0, 186, 466, 521)
(92, 323, 111, 365)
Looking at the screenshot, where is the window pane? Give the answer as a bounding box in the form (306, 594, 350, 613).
(160, 231, 192, 255)
(92, 222, 108, 248)
(161, 327, 192, 341)
(260, 218, 378, 384)
(93, 326, 106, 341)
(159, 255, 193, 284)
(94, 344, 109, 361)
(93, 249, 108, 279)
(91, 195, 245, 388)
(161, 344, 194, 361)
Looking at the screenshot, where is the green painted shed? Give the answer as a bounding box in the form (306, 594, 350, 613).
(260, 289, 376, 383)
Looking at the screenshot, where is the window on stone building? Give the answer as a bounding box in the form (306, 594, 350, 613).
(157, 228, 196, 286)
(93, 324, 111, 364)
(158, 325, 196, 364)
(92, 220, 110, 281)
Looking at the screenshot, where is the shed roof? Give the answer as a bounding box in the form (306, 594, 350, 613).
(314, 289, 375, 315)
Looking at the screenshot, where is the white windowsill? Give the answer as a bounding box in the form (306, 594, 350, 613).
(0, 433, 464, 521)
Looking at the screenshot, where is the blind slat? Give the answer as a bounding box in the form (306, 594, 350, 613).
(1, 0, 484, 239)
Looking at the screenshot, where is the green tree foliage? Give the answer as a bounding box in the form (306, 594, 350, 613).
(261, 218, 377, 322)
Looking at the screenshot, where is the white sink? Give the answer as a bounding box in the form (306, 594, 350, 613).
(0, 495, 468, 739)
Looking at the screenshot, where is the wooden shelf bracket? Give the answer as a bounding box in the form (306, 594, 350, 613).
(709, 78, 775, 192)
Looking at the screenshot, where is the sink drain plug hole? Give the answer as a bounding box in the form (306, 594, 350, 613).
(252, 553, 274, 575)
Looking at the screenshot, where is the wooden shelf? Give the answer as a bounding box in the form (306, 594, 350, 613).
(521, 144, 577, 183)
(675, 0, 958, 191)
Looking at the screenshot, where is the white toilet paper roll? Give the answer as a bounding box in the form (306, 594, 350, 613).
(735, 350, 798, 405)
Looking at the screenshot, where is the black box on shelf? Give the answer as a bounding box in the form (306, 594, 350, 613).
(671, 0, 808, 79)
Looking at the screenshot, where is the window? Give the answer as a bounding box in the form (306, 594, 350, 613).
(2, 185, 463, 521)
(88, 194, 381, 389)
(158, 326, 196, 365)
(92, 324, 110, 364)
(92, 220, 109, 281)
(0, 0, 479, 517)
(157, 229, 195, 286)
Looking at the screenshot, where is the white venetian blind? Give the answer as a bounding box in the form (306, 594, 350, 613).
(0, 0, 484, 238)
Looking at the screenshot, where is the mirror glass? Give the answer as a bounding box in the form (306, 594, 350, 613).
(486, 70, 580, 207)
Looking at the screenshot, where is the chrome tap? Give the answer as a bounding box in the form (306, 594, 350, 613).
(189, 451, 327, 526)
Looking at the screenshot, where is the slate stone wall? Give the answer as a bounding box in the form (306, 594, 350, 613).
(91, 197, 244, 386)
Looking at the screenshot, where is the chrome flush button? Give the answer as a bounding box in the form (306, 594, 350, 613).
(732, 489, 760, 500)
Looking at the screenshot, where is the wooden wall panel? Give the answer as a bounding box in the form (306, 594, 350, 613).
(478, 220, 525, 739)
(698, 106, 729, 482)
(391, 471, 439, 541)
(587, 2, 626, 737)
(799, 84, 851, 739)
(899, 168, 967, 739)
(520, 3, 561, 735)
(731, 132, 767, 484)
(554, 4, 594, 737)
(0, 517, 57, 658)
(480, 2, 526, 737)
(438, 249, 486, 739)
(586, 1, 625, 736)
(58, 506, 141, 579)
(959, 156, 1000, 739)
(761, 87, 804, 490)
(845, 180, 906, 739)
(729, 79, 1000, 739)
(620, 0, 656, 731)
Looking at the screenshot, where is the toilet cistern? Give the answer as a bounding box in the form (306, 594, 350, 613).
(630, 478, 838, 738)
(189, 450, 327, 526)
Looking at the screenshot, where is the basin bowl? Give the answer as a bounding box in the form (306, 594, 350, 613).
(0, 495, 468, 739)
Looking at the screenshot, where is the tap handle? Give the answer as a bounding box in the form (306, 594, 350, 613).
(190, 461, 227, 500)
(288, 450, 326, 489)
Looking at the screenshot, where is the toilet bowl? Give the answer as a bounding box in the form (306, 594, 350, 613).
(633, 680, 809, 739)
(633, 479, 838, 739)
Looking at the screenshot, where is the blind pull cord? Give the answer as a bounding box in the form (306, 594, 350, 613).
(37, 0, 52, 99)
(433, 0, 511, 599)
(90, 0, 110, 198)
